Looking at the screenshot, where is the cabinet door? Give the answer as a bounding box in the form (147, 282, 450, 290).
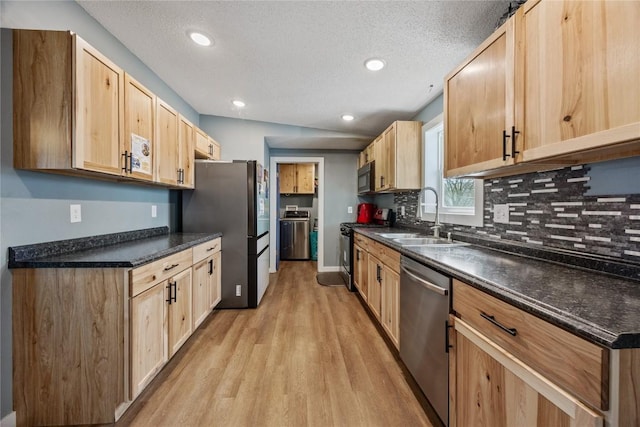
(373, 136, 385, 191)
(296, 164, 315, 194)
(155, 98, 179, 186)
(444, 17, 516, 177)
(279, 164, 296, 193)
(124, 74, 155, 181)
(73, 36, 124, 176)
(367, 255, 382, 320)
(192, 258, 211, 329)
(453, 318, 602, 427)
(168, 268, 192, 357)
(194, 127, 212, 159)
(520, 0, 640, 162)
(178, 115, 195, 189)
(130, 282, 167, 398)
(353, 244, 368, 301)
(209, 251, 222, 309)
(381, 266, 400, 348)
(210, 138, 221, 160)
(383, 125, 396, 190)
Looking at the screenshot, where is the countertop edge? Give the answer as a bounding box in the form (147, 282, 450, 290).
(8, 232, 223, 269)
(355, 228, 629, 350)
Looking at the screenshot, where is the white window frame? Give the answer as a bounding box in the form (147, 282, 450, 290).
(419, 114, 484, 227)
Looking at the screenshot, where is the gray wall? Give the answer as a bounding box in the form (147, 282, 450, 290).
(0, 1, 200, 417)
(271, 149, 359, 267)
(412, 92, 443, 125)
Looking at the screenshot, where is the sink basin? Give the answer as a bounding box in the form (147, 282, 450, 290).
(376, 232, 422, 239)
(393, 237, 469, 247)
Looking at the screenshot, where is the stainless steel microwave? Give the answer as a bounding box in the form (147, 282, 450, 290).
(357, 162, 375, 194)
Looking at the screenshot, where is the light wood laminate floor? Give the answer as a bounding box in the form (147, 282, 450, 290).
(117, 261, 433, 426)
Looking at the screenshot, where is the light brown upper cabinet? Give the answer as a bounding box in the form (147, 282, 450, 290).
(279, 163, 315, 194)
(194, 127, 221, 160)
(445, 0, 640, 178)
(13, 30, 125, 176)
(155, 98, 180, 186)
(124, 74, 155, 181)
(359, 142, 374, 168)
(444, 17, 516, 177)
(178, 115, 195, 189)
(373, 121, 422, 192)
(518, 0, 640, 163)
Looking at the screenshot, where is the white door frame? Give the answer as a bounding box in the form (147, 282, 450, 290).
(269, 156, 325, 273)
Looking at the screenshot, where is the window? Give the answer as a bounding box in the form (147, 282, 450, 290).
(419, 114, 483, 227)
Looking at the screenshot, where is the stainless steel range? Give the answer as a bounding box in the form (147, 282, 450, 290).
(339, 209, 394, 291)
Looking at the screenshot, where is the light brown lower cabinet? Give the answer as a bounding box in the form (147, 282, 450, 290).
(450, 317, 602, 427)
(12, 237, 221, 425)
(353, 243, 368, 301)
(357, 233, 400, 349)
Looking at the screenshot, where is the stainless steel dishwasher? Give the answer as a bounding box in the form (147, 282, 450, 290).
(400, 255, 451, 426)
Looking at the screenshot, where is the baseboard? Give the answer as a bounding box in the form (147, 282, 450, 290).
(318, 265, 340, 273)
(1, 411, 16, 427)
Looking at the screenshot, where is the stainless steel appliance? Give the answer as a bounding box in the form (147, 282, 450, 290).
(400, 255, 451, 426)
(357, 161, 375, 194)
(181, 160, 270, 308)
(280, 211, 310, 260)
(339, 215, 392, 291)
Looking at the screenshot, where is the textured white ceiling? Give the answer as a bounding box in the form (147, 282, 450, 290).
(77, 0, 509, 148)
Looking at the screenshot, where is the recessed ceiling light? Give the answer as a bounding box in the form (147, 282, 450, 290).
(232, 100, 246, 108)
(342, 114, 355, 121)
(365, 58, 385, 71)
(189, 31, 212, 47)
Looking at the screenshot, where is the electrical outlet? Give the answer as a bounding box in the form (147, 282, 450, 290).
(70, 204, 82, 223)
(236, 285, 242, 297)
(151, 205, 157, 218)
(347, 206, 353, 214)
(493, 204, 509, 224)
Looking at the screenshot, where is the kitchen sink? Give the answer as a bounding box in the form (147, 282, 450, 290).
(376, 232, 422, 239)
(393, 237, 469, 247)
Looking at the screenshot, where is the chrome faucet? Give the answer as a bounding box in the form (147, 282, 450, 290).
(418, 186, 442, 238)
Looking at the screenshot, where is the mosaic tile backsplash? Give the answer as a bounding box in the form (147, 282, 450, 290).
(394, 164, 640, 262)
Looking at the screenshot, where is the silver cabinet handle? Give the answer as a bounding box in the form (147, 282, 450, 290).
(401, 266, 448, 296)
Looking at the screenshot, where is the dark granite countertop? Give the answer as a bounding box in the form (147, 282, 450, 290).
(355, 227, 640, 350)
(9, 227, 222, 269)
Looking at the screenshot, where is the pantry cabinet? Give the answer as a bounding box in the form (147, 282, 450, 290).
(279, 163, 315, 194)
(444, 0, 640, 178)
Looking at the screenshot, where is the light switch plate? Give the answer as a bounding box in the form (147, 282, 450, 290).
(347, 206, 353, 214)
(236, 285, 242, 297)
(493, 204, 509, 224)
(70, 204, 81, 223)
(151, 205, 157, 218)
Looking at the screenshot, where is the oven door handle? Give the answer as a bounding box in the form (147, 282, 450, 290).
(401, 266, 448, 296)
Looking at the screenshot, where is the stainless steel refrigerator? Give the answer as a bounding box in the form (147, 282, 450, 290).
(181, 160, 270, 308)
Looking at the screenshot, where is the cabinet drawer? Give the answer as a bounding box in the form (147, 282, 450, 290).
(193, 237, 221, 264)
(452, 279, 608, 410)
(131, 249, 193, 297)
(354, 233, 370, 250)
(369, 240, 400, 273)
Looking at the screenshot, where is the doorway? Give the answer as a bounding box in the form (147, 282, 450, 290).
(269, 157, 324, 273)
